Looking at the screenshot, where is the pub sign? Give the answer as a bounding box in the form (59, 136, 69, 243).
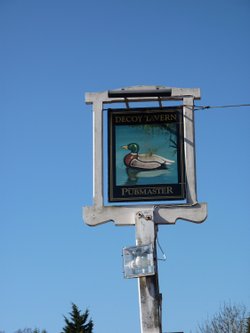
(108, 107, 186, 202)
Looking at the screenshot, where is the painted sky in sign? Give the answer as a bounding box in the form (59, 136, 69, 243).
(0, 1, 250, 333)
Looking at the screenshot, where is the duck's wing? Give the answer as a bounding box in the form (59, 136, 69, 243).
(138, 154, 175, 165)
(152, 154, 175, 165)
(130, 157, 163, 170)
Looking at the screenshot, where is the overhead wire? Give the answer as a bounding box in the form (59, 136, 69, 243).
(103, 103, 250, 112)
(156, 236, 167, 262)
(193, 103, 250, 111)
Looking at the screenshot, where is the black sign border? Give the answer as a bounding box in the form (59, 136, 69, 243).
(108, 107, 186, 203)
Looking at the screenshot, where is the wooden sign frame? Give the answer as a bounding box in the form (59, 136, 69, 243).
(83, 85, 208, 226)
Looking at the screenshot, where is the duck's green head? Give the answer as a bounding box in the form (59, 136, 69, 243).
(122, 143, 139, 153)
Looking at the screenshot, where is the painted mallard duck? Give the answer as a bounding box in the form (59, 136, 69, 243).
(122, 143, 175, 170)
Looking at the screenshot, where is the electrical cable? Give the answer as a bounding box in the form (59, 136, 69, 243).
(156, 236, 167, 261)
(103, 103, 250, 112)
(193, 103, 250, 111)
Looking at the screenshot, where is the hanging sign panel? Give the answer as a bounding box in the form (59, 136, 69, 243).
(108, 107, 186, 202)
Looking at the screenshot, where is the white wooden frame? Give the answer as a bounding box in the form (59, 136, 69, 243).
(83, 85, 207, 226)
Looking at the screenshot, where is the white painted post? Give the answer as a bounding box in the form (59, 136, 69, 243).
(92, 97, 104, 207)
(136, 209, 162, 333)
(183, 97, 197, 204)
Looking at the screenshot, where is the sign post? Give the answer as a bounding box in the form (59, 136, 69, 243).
(83, 85, 208, 333)
(136, 209, 162, 333)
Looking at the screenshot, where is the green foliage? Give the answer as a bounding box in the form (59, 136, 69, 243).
(61, 303, 93, 333)
(246, 317, 250, 333)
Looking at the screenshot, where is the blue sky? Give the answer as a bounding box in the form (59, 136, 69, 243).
(0, 1, 250, 332)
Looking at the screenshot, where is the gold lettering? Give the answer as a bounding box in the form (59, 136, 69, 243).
(143, 113, 177, 123)
(121, 186, 174, 196)
(115, 115, 144, 124)
(115, 112, 177, 124)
